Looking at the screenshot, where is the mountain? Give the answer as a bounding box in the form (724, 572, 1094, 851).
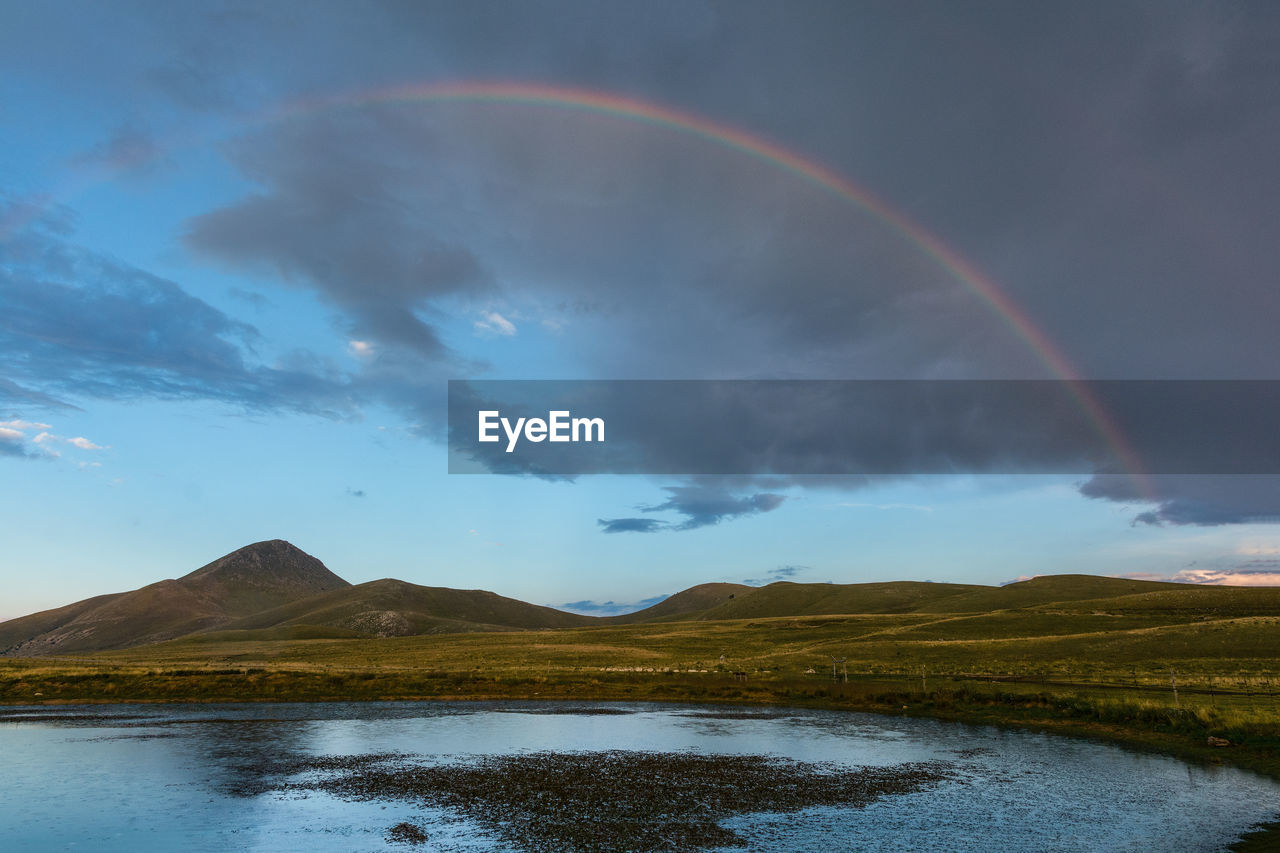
(4, 539, 1271, 657)
(208, 578, 596, 638)
(0, 540, 349, 656)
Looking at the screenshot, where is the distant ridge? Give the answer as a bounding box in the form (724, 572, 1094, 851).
(682, 575, 1199, 621)
(604, 583, 752, 624)
(3, 541, 1275, 657)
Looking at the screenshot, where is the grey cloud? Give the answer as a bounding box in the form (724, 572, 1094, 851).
(597, 518, 666, 534)
(1228, 562, 1280, 573)
(8, 2, 1280, 529)
(162, 3, 1280, 389)
(642, 486, 785, 531)
(184, 113, 494, 362)
(181, 98, 1007, 383)
(556, 595, 667, 616)
(744, 564, 806, 585)
(8, 1, 1280, 378)
(1081, 475, 1280, 526)
(597, 485, 787, 534)
(0, 378, 79, 411)
(0, 207, 359, 416)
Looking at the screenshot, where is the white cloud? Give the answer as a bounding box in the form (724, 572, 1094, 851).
(0, 419, 51, 431)
(474, 310, 517, 337)
(5, 424, 108, 455)
(1163, 567, 1280, 586)
(347, 339, 374, 358)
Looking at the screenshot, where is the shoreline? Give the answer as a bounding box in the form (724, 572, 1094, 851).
(4, 668, 1278, 851)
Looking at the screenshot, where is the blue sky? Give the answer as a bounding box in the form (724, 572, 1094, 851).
(4, 1, 1280, 620)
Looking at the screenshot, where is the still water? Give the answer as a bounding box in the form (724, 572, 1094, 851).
(1, 701, 1276, 852)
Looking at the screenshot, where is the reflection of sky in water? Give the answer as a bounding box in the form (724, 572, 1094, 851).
(1, 702, 1276, 852)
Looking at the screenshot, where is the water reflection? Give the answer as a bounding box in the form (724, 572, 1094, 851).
(0, 701, 1275, 852)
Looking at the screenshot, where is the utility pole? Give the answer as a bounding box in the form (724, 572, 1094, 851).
(828, 656, 847, 683)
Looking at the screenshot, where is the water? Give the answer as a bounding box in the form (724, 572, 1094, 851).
(1, 701, 1276, 852)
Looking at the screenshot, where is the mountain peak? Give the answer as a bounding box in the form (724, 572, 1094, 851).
(182, 540, 350, 596)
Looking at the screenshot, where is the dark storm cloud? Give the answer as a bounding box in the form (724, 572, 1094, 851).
(182, 99, 957, 380)
(8, 3, 1280, 526)
(163, 2, 1280, 385)
(0, 209, 358, 416)
(1081, 475, 1280, 527)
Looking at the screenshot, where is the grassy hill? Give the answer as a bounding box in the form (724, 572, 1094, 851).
(5, 540, 1279, 662)
(687, 580, 987, 620)
(672, 576, 1207, 622)
(0, 540, 349, 655)
(910, 574, 1195, 613)
(604, 583, 752, 624)
(212, 578, 597, 638)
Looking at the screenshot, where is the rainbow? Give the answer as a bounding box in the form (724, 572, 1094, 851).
(5, 79, 1152, 490)
(276, 81, 1151, 488)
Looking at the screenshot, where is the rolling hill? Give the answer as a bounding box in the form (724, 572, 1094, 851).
(0, 540, 349, 655)
(4, 540, 1276, 657)
(210, 578, 597, 638)
(604, 582, 753, 624)
(0, 540, 597, 655)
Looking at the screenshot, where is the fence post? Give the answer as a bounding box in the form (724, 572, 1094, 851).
(1169, 668, 1179, 708)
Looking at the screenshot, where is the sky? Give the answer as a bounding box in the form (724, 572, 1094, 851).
(3, 0, 1280, 620)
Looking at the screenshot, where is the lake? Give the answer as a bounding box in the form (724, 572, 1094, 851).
(1, 701, 1276, 851)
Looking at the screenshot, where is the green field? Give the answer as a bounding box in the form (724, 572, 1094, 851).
(6, 572, 1280, 850)
(5, 602, 1278, 755)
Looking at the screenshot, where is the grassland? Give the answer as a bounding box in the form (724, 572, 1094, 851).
(4, 587, 1280, 850)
